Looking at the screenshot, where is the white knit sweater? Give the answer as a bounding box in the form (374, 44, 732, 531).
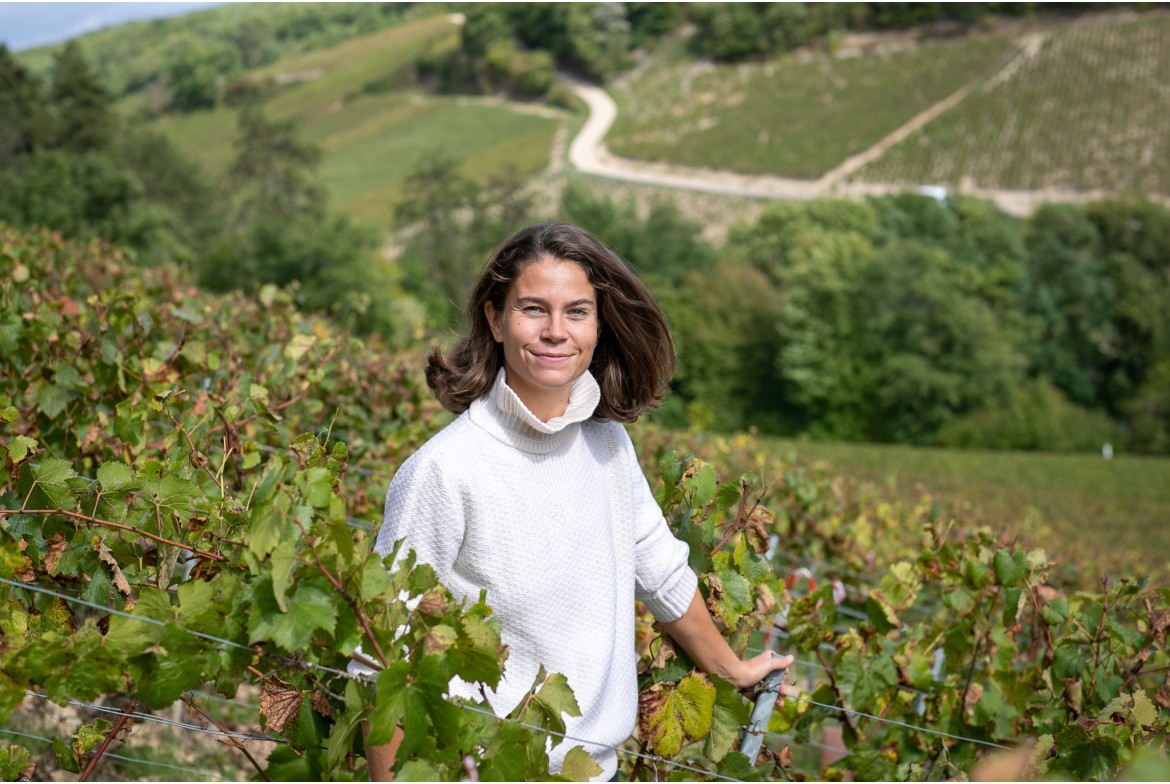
(365, 368, 697, 780)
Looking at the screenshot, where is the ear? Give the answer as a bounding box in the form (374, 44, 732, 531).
(485, 301, 503, 343)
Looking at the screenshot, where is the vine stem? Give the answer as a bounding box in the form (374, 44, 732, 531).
(78, 699, 137, 781)
(290, 510, 390, 669)
(1, 508, 226, 561)
(303, 534, 389, 668)
(627, 738, 649, 782)
(710, 479, 752, 555)
(182, 696, 271, 782)
(166, 408, 223, 492)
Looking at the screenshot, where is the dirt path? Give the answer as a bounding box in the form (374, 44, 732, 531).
(557, 37, 1131, 217)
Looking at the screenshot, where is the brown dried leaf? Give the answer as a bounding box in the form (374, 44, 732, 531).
(1151, 608, 1170, 648)
(1155, 674, 1170, 709)
(776, 744, 792, 769)
(97, 539, 133, 596)
(964, 682, 984, 717)
(650, 636, 677, 671)
(260, 677, 303, 735)
(636, 684, 668, 742)
(417, 586, 448, 617)
(311, 689, 337, 720)
(744, 505, 774, 554)
(44, 532, 68, 576)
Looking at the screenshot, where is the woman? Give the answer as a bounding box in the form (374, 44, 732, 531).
(360, 223, 791, 780)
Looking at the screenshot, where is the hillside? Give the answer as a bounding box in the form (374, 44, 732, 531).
(607, 10, 1170, 199)
(149, 14, 565, 224)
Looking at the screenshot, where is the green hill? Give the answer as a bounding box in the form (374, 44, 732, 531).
(856, 12, 1170, 194)
(149, 14, 564, 225)
(608, 10, 1170, 197)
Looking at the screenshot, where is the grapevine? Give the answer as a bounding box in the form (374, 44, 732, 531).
(2, 223, 1168, 781)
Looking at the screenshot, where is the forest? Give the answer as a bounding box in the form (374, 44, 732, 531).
(3, 27, 1169, 453)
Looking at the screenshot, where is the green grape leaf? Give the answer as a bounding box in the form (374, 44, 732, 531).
(716, 480, 743, 511)
(865, 594, 899, 634)
(270, 540, 299, 613)
(0, 744, 32, 780)
(249, 582, 338, 651)
(717, 750, 762, 781)
(37, 383, 71, 418)
(6, 436, 37, 465)
(397, 760, 443, 781)
(559, 745, 603, 781)
(705, 676, 750, 761)
(52, 736, 79, 774)
(514, 668, 582, 745)
(96, 462, 135, 492)
(24, 459, 76, 509)
(993, 550, 1027, 587)
(135, 624, 204, 709)
(876, 561, 921, 610)
(684, 461, 717, 508)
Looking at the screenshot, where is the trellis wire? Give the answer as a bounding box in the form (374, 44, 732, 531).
(0, 726, 227, 780)
(22, 691, 281, 745)
(788, 693, 1012, 750)
(4, 575, 1021, 770)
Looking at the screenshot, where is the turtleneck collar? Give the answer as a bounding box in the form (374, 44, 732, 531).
(468, 367, 601, 454)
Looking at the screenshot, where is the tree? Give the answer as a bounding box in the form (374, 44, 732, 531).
(166, 37, 243, 111)
(859, 239, 1026, 443)
(663, 261, 787, 433)
(47, 41, 114, 154)
(1085, 198, 1170, 418)
(394, 154, 537, 327)
(224, 103, 324, 229)
(0, 45, 46, 161)
(1022, 204, 1113, 407)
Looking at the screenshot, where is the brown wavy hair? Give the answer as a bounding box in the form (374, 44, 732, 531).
(425, 222, 676, 423)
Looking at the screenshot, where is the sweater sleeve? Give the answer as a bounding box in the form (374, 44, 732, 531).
(624, 431, 698, 622)
(373, 449, 466, 579)
(349, 450, 466, 678)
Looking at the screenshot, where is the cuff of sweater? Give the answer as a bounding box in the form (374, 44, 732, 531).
(643, 568, 698, 623)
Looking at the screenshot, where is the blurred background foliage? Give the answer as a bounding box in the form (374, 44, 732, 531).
(2, 2, 1169, 455)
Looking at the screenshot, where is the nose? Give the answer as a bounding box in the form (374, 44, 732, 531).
(542, 313, 568, 341)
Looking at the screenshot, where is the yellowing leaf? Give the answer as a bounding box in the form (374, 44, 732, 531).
(638, 672, 716, 758)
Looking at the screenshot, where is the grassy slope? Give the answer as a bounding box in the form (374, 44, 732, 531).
(152, 14, 561, 224)
(608, 32, 1015, 179)
(609, 12, 1169, 196)
(858, 12, 1170, 195)
(775, 438, 1170, 581)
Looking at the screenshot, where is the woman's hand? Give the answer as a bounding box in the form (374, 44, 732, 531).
(725, 649, 794, 691)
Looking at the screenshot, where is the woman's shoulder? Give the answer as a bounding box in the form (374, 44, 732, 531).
(581, 417, 637, 457)
(393, 412, 478, 479)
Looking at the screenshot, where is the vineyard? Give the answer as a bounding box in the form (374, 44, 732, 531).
(607, 10, 1170, 198)
(857, 11, 1170, 196)
(607, 32, 1015, 179)
(149, 12, 561, 223)
(1, 223, 1169, 781)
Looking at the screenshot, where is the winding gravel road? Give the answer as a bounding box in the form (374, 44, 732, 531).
(558, 68, 1141, 217)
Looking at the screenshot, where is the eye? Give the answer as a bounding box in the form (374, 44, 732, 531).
(569, 308, 591, 318)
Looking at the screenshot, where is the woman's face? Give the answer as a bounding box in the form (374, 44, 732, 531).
(485, 256, 600, 422)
